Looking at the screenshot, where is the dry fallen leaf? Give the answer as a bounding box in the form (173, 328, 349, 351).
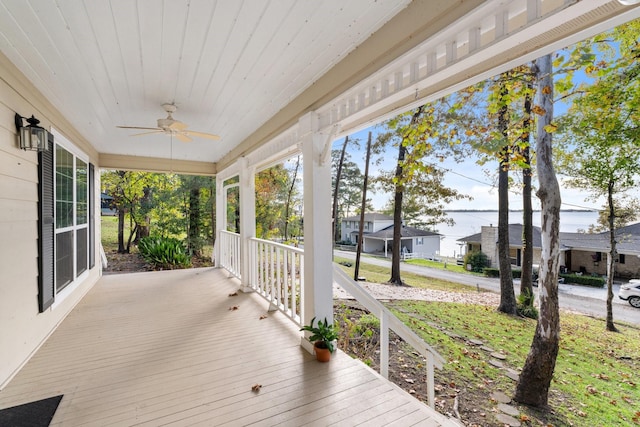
(251, 384, 262, 392)
(259, 314, 268, 320)
(229, 306, 239, 311)
(228, 292, 238, 297)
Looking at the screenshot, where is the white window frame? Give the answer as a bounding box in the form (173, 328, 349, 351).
(51, 129, 90, 307)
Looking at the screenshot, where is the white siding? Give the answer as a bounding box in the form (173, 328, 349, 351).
(0, 54, 101, 389)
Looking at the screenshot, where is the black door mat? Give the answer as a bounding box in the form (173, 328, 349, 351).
(0, 395, 63, 427)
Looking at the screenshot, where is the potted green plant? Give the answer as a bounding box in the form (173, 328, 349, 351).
(300, 317, 338, 362)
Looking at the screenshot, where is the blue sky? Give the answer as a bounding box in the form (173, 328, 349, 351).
(335, 126, 618, 212)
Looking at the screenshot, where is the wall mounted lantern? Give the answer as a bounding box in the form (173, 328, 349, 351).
(15, 113, 50, 152)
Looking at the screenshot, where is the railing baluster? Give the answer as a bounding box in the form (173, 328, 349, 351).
(283, 250, 289, 313)
(276, 247, 282, 310)
(380, 310, 389, 379)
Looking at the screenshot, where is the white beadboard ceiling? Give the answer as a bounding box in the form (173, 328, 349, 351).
(0, 0, 638, 171)
(0, 0, 411, 164)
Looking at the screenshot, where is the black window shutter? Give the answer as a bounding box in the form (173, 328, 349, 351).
(89, 163, 95, 269)
(38, 133, 55, 312)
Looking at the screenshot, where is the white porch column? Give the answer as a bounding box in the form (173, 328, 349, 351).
(300, 112, 337, 350)
(214, 174, 225, 267)
(239, 157, 256, 291)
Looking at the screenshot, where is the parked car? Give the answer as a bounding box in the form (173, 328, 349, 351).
(618, 279, 640, 308)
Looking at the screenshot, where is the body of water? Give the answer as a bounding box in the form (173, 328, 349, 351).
(434, 210, 600, 258)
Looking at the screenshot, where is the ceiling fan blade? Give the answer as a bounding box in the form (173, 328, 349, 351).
(130, 130, 164, 137)
(176, 133, 192, 143)
(184, 130, 221, 140)
(117, 125, 162, 131)
(169, 120, 188, 131)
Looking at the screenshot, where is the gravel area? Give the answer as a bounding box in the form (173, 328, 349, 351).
(334, 281, 501, 305)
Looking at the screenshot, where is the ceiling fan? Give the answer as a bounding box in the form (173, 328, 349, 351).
(117, 103, 220, 142)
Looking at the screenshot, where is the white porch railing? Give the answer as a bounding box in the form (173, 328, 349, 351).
(333, 264, 445, 409)
(219, 230, 241, 279)
(216, 232, 444, 408)
(248, 237, 304, 326)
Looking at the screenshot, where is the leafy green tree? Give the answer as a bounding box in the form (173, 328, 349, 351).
(555, 21, 640, 332)
(377, 97, 471, 285)
(332, 136, 350, 242)
(331, 149, 366, 221)
(436, 68, 536, 313)
(102, 170, 158, 253)
(180, 175, 214, 256)
(255, 166, 288, 239)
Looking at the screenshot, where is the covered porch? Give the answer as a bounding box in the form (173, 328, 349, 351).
(0, 268, 453, 426)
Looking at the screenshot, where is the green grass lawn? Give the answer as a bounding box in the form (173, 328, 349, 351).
(101, 216, 133, 252)
(339, 257, 640, 426)
(335, 256, 474, 292)
(405, 257, 471, 274)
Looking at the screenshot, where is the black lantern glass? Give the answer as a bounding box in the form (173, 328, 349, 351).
(15, 113, 49, 151)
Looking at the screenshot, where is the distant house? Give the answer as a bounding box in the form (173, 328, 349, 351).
(340, 213, 441, 258)
(340, 213, 394, 243)
(101, 193, 117, 216)
(458, 222, 640, 279)
(458, 224, 543, 268)
(560, 222, 640, 279)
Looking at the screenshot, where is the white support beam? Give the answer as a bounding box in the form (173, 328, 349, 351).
(214, 174, 225, 268)
(300, 112, 338, 351)
(238, 157, 256, 292)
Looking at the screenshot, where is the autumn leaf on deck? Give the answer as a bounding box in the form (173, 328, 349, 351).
(229, 305, 239, 311)
(259, 314, 268, 320)
(251, 384, 262, 392)
(228, 292, 238, 297)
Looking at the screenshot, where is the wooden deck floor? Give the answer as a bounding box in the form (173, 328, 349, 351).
(0, 268, 455, 426)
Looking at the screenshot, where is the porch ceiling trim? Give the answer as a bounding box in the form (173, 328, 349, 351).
(99, 153, 216, 176)
(323, 0, 640, 137)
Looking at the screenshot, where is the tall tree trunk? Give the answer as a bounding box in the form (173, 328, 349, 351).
(332, 137, 349, 243)
(497, 81, 517, 315)
(606, 180, 618, 332)
(520, 82, 534, 307)
(389, 141, 404, 285)
(117, 207, 126, 253)
(135, 186, 152, 243)
(354, 133, 371, 281)
(188, 186, 202, 256)
(514, 55, 561, 407)
(389, 106, 424, 285)
(117, 170, 127, 253)
(284, 156, 300, 241)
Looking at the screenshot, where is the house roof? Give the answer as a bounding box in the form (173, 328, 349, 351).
(561, 221, 640, 254)
(366, 224, 440, 239)
(458, 222, 640, 255)
(457, 224, 542, 249)
(343, 213, 393, 222)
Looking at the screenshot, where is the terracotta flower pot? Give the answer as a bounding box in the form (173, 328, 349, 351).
(313, 342, 332, 362)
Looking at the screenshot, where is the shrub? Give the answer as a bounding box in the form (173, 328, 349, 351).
(517, 288, 539, 319)
(138, 236, 191, 270)
(559, 273, 605, 287)
(483, 267, 500, 277)
(464, 251, 489, 273)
